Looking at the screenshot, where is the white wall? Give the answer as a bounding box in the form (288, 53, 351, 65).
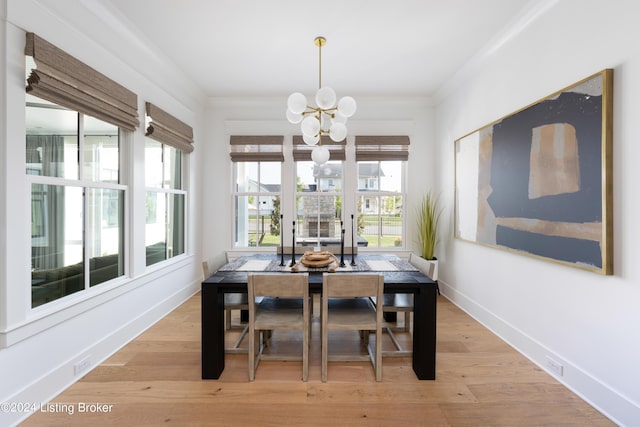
(0, 1, 205, 425)
(435, 1, 640, 425)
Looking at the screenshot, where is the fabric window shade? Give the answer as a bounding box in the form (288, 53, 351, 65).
(292, 136, 346, 161)
(229, 136, 284, 162)
(355, 136, 410, 161)
(24, 33, 139, 131)
(145, 102, 194, 153)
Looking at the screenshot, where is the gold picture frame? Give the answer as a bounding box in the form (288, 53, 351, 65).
(454, 69, 613, 274)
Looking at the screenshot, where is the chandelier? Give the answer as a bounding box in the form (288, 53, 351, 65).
(286, 36, 357, 165)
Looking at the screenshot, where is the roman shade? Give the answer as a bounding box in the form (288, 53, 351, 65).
(25, 32, 139, 131)
(145, 102, 194, 153)
(292, 136, 346, 161)
(229, 136, 284, 162)
(355, 136, 410, 161)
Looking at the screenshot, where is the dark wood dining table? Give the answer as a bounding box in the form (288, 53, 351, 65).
(201, 253, 437, 380)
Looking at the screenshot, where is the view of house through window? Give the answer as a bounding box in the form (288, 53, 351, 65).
(27, 95, 124, 308)
(233, 162, 282, 247)
(295, 160, 343, 247)
(357, 161, 404, 248)
(232, 144, 407, 250)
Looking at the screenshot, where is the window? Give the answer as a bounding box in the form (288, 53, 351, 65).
(229, 135, 408, 251)
(28, 96, 125, 308)
(357, 161, 404, 248)
(230, 136, 284, 248)
(233, 162, 281, 247)
(25, 33, 139, 308)
(145, 139, 185, 265)
(355, 136, 409, 248)
(143, 102, 192, 265)
(292, 136, 346, 248)
(295, 160, 343, 246)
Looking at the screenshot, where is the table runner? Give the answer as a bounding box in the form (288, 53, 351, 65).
(219, 254, 418, 273)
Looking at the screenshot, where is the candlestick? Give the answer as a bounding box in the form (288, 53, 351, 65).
(350, 214, 356, 266)
(290, 221, 296, 267)
(340, 228, 346, 267)
(340, 219, 344, 261)
(279, 214, 285, 266)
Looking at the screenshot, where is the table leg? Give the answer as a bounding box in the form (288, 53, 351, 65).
(412, 282, 437, 379)
(202, 284, 225, 379)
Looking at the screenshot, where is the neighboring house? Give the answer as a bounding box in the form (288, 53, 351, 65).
(357, 163, 384, 191)
(246, 179, 280, 213)
(311, 163, 341, 191)
(307, 163, 387, 215)
(358, 163, 385, 215)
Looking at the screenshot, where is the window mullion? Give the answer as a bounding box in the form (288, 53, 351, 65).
(165, 193, 170, 258)
(78, 115, 89, 290)
(83, 187, 90, 290)
(78, 114, 84, 181)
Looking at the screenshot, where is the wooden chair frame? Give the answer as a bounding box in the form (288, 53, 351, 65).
(321, 273, 384, 382)
(248, 273, 310, 381)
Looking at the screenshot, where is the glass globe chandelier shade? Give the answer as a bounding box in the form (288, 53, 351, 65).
(329, 122, 347, 142)
(303, 134, 320, 145)
(287, 92, 307, 114)
(315, 86, 336, 109)
(311, 145, 330, 165)
(286, 109, 303, 124)
(286, 36, 356, 164)
(301, 115, 320, 137)
(337, 96, 357, 117)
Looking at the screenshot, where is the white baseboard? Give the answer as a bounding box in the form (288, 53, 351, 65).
(439, 280, 638, 427)
(3, 282, 199, 427)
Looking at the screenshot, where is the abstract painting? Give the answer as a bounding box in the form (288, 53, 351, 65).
(455, 69, 613, 274)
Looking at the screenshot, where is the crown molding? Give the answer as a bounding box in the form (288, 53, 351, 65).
(434, 0, 560, 105)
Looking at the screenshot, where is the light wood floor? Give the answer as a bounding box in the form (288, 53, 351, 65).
(22, 293, 613, 426)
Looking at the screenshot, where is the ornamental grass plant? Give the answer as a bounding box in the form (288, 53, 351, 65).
(417, 191, 442, 260)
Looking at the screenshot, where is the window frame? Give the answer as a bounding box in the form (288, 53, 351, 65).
(27, 97, 128, 308)
(230, 137, 409, 252)
(231, 161, 283, 249)
(294, 160, 344, 246)
(356, 160, 407, 249)
(144, 138, 188, 266)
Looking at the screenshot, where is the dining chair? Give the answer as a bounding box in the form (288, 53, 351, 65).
(202, 260, 249, 354)
(321, 273, 384, 382)
(371, 253, 436, 357)
(247, 272, 310, 382)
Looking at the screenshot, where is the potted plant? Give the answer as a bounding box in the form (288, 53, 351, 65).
(416, 191, 442, 261)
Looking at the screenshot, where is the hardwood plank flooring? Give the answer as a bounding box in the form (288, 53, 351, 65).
(21, 293, 614, 426)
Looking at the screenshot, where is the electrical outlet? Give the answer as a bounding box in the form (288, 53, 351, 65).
(545, 355, 563, 376)
(74, 355, 92, 375)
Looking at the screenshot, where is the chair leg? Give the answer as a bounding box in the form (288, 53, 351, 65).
(375, 325, 382, 381)
(404, 311, 411, 332)
(303, 322, 309, 383)
(226, 309, 232, 330)
(321, 317, 328, 383)
(248, 326, 256, 381)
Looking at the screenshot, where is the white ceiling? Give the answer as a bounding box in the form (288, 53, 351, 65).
(98, 0, 534, 98)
